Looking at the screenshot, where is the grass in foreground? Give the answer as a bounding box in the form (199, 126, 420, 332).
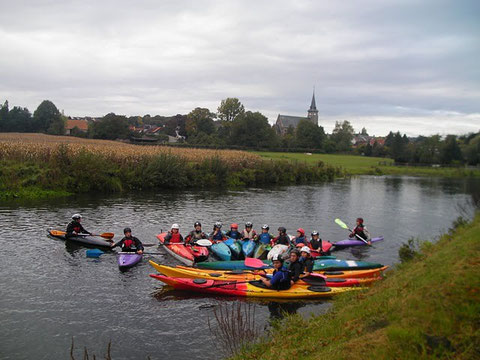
(234, 214, 480, 359)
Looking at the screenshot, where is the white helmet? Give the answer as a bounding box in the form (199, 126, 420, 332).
(171, 223, 180, 229)
(271, 254, 284, 262)
(71, 213, 82, 220)
(300, 246, 311, 254)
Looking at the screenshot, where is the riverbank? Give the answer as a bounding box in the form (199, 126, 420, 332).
(235, 214, 480, 359)
(254, 151, 480, 177)
(0, 133, 343, 200)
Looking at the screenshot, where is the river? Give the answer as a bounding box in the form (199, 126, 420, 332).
(0, 176, 478, 359)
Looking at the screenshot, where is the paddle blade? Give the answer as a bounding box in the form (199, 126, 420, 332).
(100, 232, 114, 239)
(196, 239, 212, 247)
(86, 249, 104, 258)
(334, 218, 349, 230)
(244, 257, 267, 269)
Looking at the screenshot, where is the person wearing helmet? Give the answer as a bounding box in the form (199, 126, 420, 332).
(310, 231, 325, 254)
(225, 223, 242, 240)
(241, 222, 256, 241)
(66, 214, 92, 238)
(293, 228, 307, 246)
(299, 246, 314, 278)
(272, 227, 290, 246)
(255, 224, 274, 244)
(186, 222, 207, 244)
(164, 223, 184, 244)
(349, 218, 371, 244)
(259, 254, 291, 290)
(288, 249, 303, 284)
(209, 222, 226, 242)
(111, 227, 144, 254)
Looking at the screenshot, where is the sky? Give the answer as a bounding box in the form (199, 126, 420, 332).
(0, 0, 479, 136)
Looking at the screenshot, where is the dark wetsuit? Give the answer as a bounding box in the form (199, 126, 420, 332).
(300, 257, 314, 274)
(113, 236, 144, 252)
(66, 220, 91, 238)
(288, 260, 303, 283)
(275, 234, 290, 246)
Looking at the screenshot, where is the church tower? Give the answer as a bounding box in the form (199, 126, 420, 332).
(307, 90, 318, 126)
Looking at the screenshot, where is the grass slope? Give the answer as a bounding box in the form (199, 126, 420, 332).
(236, 215, 480, 360)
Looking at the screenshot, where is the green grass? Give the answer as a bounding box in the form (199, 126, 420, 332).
(234, 214, 480, 360)
(253, 152, 480, 177)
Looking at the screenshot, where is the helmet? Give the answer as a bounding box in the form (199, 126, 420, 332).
(214, 222, 222, 229)
(300, 246, 311, 254)
(194, 222, 201, 227)
(171, 223, 180, 229)
(357, 217, 364, 224)
(71, 213, 82, 220)
(230, 223, 238, 229)
(262, 224, 269, 230)
(271, 254, 284, 262)
(278, 227, 286, 234)
(311, 230, 319, 236)
(245, 222, 253, 228)
(123, 227, 132, 234)
(297, 228, 305, 236)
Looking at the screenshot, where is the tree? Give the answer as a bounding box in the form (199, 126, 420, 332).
(330, 120, 354, 152)
(217, 98, 245, 122)
(33, 100, 64, 134)
(186, 108, 216, 138)
(230, 111, 277, 148)
(440, 135, 463, 164)
(390, 132, 409, 162)
(89, 113, 130, 140)
(295, 120, 326, 150)
(8, 106, 33, 132)
(0, 100, 9, 131)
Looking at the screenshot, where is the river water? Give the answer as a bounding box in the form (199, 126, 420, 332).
(1, 176, 478, 359)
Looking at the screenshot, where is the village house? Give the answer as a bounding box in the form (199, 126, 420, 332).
(65, 118, 89, 135)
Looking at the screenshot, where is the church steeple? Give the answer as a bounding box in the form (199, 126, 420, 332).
(307, 88, 318, 125)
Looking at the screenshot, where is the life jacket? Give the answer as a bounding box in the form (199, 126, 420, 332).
(294, 236, 306, 245)
(190, 230, 205, 240)
(271, 267, 291, 290)
(353, 225, 367, 240)
(169, 232, 182, 243)
(242, 229, 256, 240)
(258, 232, 271, 244)
(212, 231, 225, 241)
(226, 230, 242, 240)
(123, 237, 135, 249)
(275, 234, 290, 246)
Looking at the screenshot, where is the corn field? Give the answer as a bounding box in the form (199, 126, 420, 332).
(0, 133, 261, 168)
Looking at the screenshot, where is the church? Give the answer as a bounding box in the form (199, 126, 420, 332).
(273, 91, 319, 135)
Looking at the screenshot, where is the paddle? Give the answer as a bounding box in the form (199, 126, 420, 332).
(86, 249, 164, 257)
(52, 230, 114, 240)
(334, 218, 370, 246)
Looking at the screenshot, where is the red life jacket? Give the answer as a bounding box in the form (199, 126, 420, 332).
(74, 225, 81, 233)
(169, 232, 181, 243)
(124, 238, 134, 248)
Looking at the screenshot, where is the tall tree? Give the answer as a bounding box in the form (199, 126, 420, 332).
(441, 135, 463, 164)
(217, 98, 245, 122)
(295, 120, 326, 149)
(0, 100, 9, 132)
(230, 111, 277, 148)
(89, 113, 130, 140)
(330, 120, 354, 152)
(33, 100, 64, 134)
(8, 106, 33, 132)
(186, 107, 216, 138)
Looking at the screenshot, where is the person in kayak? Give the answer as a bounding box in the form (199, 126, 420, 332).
(299, 246, 314, 279)
(293, 228, 307, 246)
(241, 222, 257, 240)
(349, 218, 371, 244)
(272, 227, 290, 246)
(209, 222, 226, 242)
(310, 231, 325, 254)
(164, 224, 184, 244)
(66, 214, 92, 238)
(111, 227, 144, 254)
(288, 249, 303, 284)
(225, 223, 242, 240)
(255, 224, 274, 244)
(185, 221, 207, 244)
(259, 254, 291, 290)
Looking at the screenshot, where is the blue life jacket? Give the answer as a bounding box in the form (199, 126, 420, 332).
(212, 231, 225, 241)
(258, 232, 272, 244)
(294, 236, 307, 245)
(226, 230, 242, 240)
(270, 266, 291, 290)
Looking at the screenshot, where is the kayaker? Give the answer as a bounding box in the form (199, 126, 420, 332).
(255, 224, 274, 244)
(241, 222, 257, 240)
(209, 222, 227, 242)
(349, 218, 372, 244)
(259, 254, 291, 290)
(299, 246, 314, 278)
(186, 221, 207, 244)
(288, 249, 303, 284)
(111, 227, 144, 254)
(66, 214, 92, 238)
(310, 231, 325, 254)
(164, 224, 184, 244)
(225, 223, 242, 240)
(272, 227, 290, 246)
(293, 228, 307, 246)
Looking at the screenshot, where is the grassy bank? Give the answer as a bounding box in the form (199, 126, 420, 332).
(254, 151, 480, 177)
(235, 214, 480, 359)
(0, 134, 343, 200)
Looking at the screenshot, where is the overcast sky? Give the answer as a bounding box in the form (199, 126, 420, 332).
(0, 0, 478, 136)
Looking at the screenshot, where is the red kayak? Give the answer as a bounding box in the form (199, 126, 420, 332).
(157, 233, 209, 266)
(296, 241, 333, 258)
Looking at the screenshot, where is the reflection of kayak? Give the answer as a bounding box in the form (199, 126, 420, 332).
(150, 274, 359, 299)
(224, 238, 242, 259)
(210, 241, 232, 261)
(333, 236, 384, 248)
(242, 240, 256, 258)
(150, 262, 377, 287)
(157, 233, 209, 266)
(118, 253, 143, 269)
(48, 229, 113, 249)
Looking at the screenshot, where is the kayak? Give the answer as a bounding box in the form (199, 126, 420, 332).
(267, 244, 289, 260)
(333, 236, 384, 248)
(242, 240, 256, 258)
(157, 233, 209, 266)
(224, 238, 242, 259)
(118, 252, 143, 269)
(48, 229, 113, 249)
(150, 262, 377, 287)
(210, 241, 232, 261)
(181, 265, 388, 279)
(253, 243, 269, 259)
(150, 274, 360, 299)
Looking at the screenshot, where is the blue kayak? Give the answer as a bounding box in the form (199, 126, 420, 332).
(242, 240, 256, 258)
(210, 241, 232, 261)
(224, 238, 242, 259)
